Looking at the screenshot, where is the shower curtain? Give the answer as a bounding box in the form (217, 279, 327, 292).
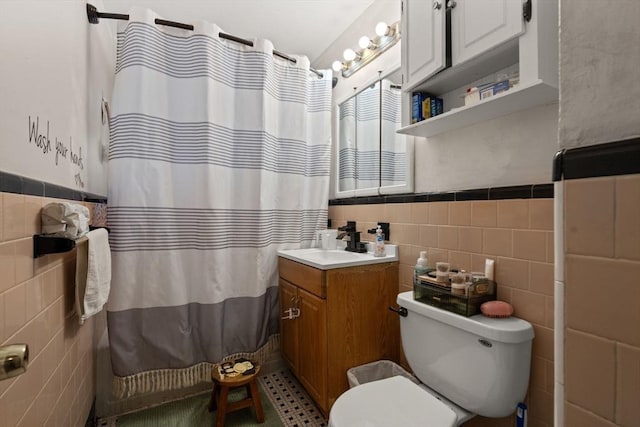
(107, 8, 332, 398)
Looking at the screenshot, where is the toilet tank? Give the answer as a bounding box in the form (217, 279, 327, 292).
(397, 291, 534, 418)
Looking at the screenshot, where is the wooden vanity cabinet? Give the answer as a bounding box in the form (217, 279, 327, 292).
(278, 257, 400, 417)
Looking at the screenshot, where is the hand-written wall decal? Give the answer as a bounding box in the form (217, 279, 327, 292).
(27, 115, 85, 188)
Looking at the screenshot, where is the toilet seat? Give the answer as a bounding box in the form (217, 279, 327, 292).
(329, 376, 457, 427)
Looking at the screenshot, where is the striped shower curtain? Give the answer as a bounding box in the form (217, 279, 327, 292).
(107, 8, 332, 397)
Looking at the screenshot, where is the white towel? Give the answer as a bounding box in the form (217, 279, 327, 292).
(41, 202, 90, 239)
(75, 228, 111, 325)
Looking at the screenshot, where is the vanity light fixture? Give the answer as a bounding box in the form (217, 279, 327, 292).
(343, 48, 360, 62)
(375, 21, 396, 37)
(334, 21, 400, 79)
(358, 36, 376, 50)
(332, 60, 346, 72)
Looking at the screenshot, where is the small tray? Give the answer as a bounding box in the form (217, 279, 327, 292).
(413, 280, 496, 317)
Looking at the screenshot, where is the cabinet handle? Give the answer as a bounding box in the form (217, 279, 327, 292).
(446, 0, 457, 9)
(433, 1, 442, 10)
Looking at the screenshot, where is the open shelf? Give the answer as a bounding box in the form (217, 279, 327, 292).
(397, 79, 558, 138)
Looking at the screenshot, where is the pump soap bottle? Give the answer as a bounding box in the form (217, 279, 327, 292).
(413, 251, 431, 286)
(374, 225, 385, 257)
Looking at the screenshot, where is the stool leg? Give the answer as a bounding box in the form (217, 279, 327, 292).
(208, 382, 218, 412)
(248, 379, 265, 423)
(215, 386, 230, 427)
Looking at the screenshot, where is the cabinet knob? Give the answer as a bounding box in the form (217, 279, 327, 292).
(433, 1, 442, 10)
(447, 0, 457, 9)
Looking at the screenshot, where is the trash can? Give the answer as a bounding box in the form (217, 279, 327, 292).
(346, 360, 419, 389)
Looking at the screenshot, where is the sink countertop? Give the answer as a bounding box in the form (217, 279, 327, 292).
(277, 244, 398, 270)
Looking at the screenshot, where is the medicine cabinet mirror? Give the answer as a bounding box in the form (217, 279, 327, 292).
(336, 68, 413, 198)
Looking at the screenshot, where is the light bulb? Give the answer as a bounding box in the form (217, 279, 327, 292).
(343, 48, 357, 62)
(332, 61, 344, 72)
(375, 21, 389, 37)
(358, 36, 371, 49)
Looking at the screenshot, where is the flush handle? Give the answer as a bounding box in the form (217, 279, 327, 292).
(388, 306, 408, 317)
(1, 344, 29, 381)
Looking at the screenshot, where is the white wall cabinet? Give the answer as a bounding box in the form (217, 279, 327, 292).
(399, 0, 558, 138)
(451, 0, 524, 66)
(401, 0, 446, 90)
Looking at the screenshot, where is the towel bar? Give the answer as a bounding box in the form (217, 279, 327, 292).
(32, 226, 110, 258)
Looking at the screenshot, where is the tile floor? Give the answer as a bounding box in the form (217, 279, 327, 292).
(97, 369, 327, 426)
(259, 370, 327, 427)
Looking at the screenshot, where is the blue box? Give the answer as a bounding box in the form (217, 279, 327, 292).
(430, 97, 443, 117)
(412, 93, 428, 123)
(492, 80, 510, 95)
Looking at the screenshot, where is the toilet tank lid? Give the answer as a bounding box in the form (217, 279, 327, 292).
(397, 292, 535, 344)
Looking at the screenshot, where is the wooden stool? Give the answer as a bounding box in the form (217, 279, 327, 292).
(208, 360, 264, 427)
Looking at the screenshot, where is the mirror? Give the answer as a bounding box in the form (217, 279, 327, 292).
(355, 81, 380, 190)
(336, 69, 412, 197)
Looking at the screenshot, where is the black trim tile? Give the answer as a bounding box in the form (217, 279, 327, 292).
(44, 183, 62, 199)
(532, 184, 554, 198)
(384, 194, 410, 204)
(556, 137, 640, 181)
(368, 196, 383, 204)
(455, 188, 489, 201)
(489, 185, 532, 200)
(428, 192, 455, 202)
(413, 193, 430, 202)
(1, 173, 23, 194)
(22, 177, 45, 197)
(329, 183, 554, 206)
(0, 171, 107, 202)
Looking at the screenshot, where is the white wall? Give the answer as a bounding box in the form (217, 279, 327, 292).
(0, 0, 115, 196)
(415, 103, 559, 193)
(559, 0, 640, 148)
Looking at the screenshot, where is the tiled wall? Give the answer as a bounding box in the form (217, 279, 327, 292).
(0, 192, 104, 427)
(329, 198, 554, 427)
(564, 175, 640, 426)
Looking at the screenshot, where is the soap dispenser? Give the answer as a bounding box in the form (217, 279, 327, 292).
(413, 251, 431, 286)
(374, 225, 385, 257)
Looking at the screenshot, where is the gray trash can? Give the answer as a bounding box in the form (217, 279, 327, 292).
(346, 360, 419, 388)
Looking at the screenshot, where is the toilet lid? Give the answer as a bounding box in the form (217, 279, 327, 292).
(329, 376, 457, 427)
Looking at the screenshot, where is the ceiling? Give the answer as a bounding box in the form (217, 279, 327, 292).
(103, 0, 376, 63)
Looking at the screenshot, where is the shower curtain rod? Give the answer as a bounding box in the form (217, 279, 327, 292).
(86, 3, 324, 79)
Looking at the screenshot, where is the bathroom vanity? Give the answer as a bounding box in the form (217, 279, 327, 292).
(277, 248, 400, 416)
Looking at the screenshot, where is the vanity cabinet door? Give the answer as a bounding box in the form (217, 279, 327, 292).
(297, 288, 328, 412)
(451, 0, 525, 66)
(402, 0, 447, 90)
(279, 279, 299, 375)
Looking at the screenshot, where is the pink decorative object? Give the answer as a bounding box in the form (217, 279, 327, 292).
(480, 301, 514, 318)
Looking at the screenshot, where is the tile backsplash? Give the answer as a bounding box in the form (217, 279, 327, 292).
(329, 198, 554, 427)
(0, 192, 104, 427)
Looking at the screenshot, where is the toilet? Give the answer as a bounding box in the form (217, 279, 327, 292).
(329, 291, 535, 427)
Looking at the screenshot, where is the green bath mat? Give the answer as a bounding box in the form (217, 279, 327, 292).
(114, 385, 283, 427)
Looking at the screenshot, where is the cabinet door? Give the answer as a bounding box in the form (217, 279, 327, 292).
(451, 0, 524, 66)
(402, 0, 446, 90)
(279, 279, 299, 374)
(297, 288, 328, 412)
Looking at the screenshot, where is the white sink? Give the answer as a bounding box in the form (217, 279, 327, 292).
(277, 245, 398, 270)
